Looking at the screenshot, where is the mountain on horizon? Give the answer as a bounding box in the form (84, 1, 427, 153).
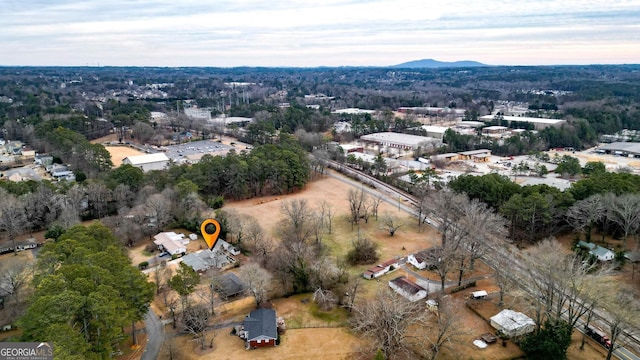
(392, 58, 486, 68)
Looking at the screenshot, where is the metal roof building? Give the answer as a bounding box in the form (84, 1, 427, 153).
(360, 132, 441, 150)
(597, 142, 640, 157)
(480, 115, 566, 130)
(122, 153, 169, 172)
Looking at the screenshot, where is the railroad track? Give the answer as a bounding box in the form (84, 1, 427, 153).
(326, 160, 640, 359)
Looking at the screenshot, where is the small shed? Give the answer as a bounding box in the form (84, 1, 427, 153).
(490, 309, 535, 338)
(471, 290, 488, 299)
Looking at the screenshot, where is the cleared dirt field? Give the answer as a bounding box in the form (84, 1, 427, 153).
(105, 146, 146, 167)
(225, 172, 440, 263)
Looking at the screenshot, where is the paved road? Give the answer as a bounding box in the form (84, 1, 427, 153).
(141, 310, 163, 360)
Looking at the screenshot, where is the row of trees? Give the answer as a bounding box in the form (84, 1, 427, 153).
(448, 167, 640, 243)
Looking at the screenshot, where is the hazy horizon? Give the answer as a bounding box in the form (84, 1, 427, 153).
(3, 0, 640, 67)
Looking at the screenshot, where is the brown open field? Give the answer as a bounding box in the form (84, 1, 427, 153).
(105, 146, 146, 167)
(225, 172, 440, 262)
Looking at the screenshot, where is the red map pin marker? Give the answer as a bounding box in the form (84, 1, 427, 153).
(200, 219, 221, 251)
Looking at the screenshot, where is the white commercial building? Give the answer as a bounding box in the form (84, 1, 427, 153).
(360, 132, 441, 151)
(480, 115, 566, 130)
(123, 153, 170, 172)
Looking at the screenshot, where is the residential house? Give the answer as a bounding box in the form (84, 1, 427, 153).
(153, 232, 187, 256)
(577, 241, 615, 261)
(591, 246, 615, 262)
(362, 258, 399, 280)
(407, 247, 443, 270)
(34, 154, 54, 167)
(490, 309, 535, 338)
(219, 239, 241, 255)
(388, 276, 428, 302)
(239, 308, 278, 349)
(181, 249, 235, 272)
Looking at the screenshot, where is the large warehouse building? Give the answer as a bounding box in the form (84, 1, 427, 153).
(597, 142, 640, 157)
(360, 132, 441, 151)
(479, 115, 566, 130)
(123, 153, 170, 172)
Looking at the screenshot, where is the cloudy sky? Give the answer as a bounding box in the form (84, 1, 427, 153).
(2, 0, 640, 67)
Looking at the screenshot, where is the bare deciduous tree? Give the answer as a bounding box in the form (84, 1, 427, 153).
(279, 199, 314, 244)
(145, 192, 172, 233)
(459, 198, 507, 270)
(381, 212, 403, 236)
(369, 195, 383, 221)
(423, 297, 468, 360)
(0, 190, 26, 255)
(0, 258, 30, 303)
(425, 191, 466, 247)
(607, 193, 640, 248)
(320, 200, 336, 234)
(86, 181, 112, 219)
(181, 304, 211, 350)
(313, 288, 338, 311)
(348, 188, 368, 230)
(133, 121, 156, 145)
(602, 287, 640, 360)
(566, 194, 606, 242)
(238, 262, 273, 306)
(526, 238, 606, 330)
(350, 288, 425, 360)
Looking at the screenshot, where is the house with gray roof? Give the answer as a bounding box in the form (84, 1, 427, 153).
(240, 308, 277, 348)
(590, 246, 615, 262)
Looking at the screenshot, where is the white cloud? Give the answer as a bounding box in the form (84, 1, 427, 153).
(1, 0, 639, 66)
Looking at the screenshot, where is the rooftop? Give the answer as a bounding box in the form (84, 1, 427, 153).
(360, 132, 440, 147)
(124, 152, 169, 165)
(598, 142, 640, 155)
(480, 115, 566, 125)
(490, 309, 535, 332)
(389, 276, 425, 295)
(244, 308, 277, 341)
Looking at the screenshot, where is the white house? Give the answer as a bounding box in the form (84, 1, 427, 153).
(407, 247, 442, 270)
(362, 258, 399, 279)
(490, 309, 535, 338)
(219, 239, 241, 255)
(153, 232, 187, 256)
(388, 276, 428, 302)
(122, 153, 169, 172)
(578, 241, 615, 261)
(590, 246, 615, 261)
